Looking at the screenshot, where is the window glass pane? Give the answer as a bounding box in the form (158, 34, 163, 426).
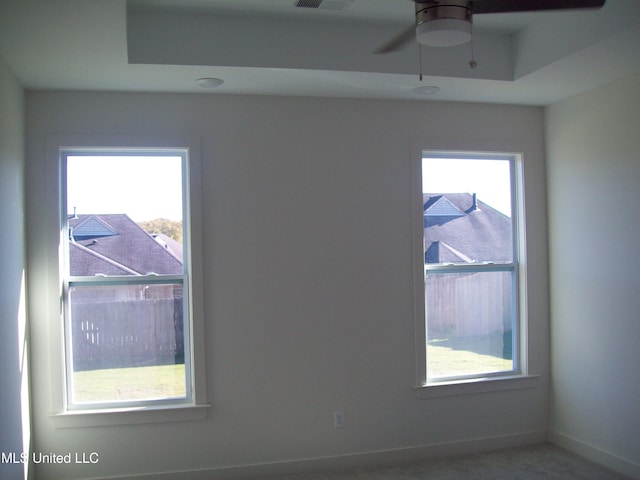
(68, 283, 186, 404)
(66, 156, 184, 276)
(422, 154, 518, 382)
(422, 157, 512, 264)
(426, 270, 514, 379)
(62, 152, 191, 408)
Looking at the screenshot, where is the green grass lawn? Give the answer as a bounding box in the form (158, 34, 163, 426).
(427, 343, 513, 378)
(73, 364, 186, 403)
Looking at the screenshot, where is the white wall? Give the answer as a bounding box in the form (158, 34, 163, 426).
(0, 56, 30, 480)
(26, 91, 549, 480)
(546, 72, 640, 478)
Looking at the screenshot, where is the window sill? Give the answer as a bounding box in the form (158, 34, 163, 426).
(415, 374, 539, 399)
(50, 402, 210, 429)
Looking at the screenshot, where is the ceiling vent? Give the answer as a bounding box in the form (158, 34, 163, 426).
(295, 0, 353, 10)
(295, 0, 323, 7)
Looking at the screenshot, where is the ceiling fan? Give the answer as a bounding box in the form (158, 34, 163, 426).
(376, 0, 606, 53)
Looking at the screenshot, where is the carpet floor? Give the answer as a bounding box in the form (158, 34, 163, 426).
(268, 444, 631, 480)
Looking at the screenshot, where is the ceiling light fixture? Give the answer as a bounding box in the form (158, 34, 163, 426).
(415, 2, 472, 47)
(378, 0, 605, 54)
(414, 85, 440, 95)
(196, 77, 224, 88)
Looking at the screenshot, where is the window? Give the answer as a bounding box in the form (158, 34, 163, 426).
(60, 149, 194, 410)
(416, 151, 524, 386)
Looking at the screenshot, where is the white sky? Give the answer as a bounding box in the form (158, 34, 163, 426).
(66, 156, 183, 222)
(422, 157, 512, 216)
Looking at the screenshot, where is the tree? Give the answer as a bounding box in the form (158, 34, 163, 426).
(138, 218, 182, 242)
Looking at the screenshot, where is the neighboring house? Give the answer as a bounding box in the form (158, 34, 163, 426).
(423, 193, 512, 264)
(69, 213, 183, 277)
(67, 214, 184, 370)
(152, 233, 184, 264)
(423, 193, 512, 342)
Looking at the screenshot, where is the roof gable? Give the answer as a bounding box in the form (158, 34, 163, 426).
(72, 216, 119, 239)
(424, 196, 464, 217)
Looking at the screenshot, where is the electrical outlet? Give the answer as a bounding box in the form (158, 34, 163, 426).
(333, 410, 345, 428)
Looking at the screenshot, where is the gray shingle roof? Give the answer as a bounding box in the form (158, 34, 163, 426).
(69, 242, 139, 276)
(68, 214, 183, 276)
(424, 193, 512, 264)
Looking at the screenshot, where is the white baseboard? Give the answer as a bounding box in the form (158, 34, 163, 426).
(550, 430, 640, 480)
(89, 430, 548, 480)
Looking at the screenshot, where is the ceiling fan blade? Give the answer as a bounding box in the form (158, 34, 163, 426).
(375, 25, 416, 54)
(471, 0, 605, 14)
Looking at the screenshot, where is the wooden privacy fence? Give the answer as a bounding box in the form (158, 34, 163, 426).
(425, 270, 511, 339)
(71, 298, 184, 371)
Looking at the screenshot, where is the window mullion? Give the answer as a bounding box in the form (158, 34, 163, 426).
(425, 263, 516, 274)
(68, 274, 186, 287)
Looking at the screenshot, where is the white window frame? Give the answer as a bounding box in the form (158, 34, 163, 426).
(412, 146, 538, 398)
(47, 135, 209, 427)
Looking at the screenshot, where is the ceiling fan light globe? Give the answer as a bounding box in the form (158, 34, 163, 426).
(416, 18, 471, 47)
(196, 77, 224, 88)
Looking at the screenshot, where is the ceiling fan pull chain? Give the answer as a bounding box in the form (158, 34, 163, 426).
(469, 25, 478, 69)
(419, 43, 424, 81)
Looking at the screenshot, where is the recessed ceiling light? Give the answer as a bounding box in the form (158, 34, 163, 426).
(414, 85, 440, 95)
(196, 77, 224, 88)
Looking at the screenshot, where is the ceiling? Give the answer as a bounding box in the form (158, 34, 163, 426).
(1, 0, 639, 105)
